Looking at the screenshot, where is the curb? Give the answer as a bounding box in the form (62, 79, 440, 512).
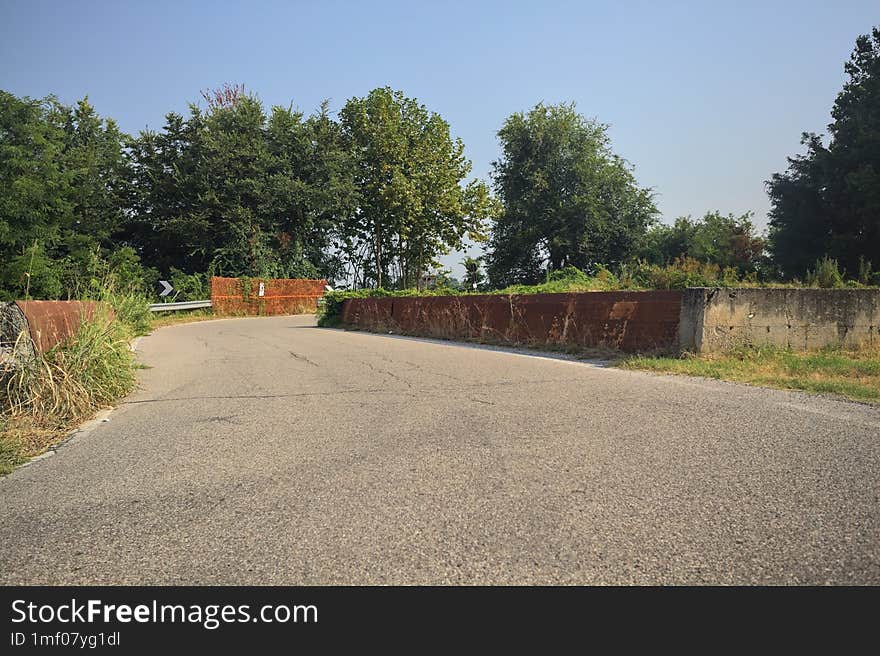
(12, 408, 116, 472)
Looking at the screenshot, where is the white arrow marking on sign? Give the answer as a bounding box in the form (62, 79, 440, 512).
(159, 280, 173, 297)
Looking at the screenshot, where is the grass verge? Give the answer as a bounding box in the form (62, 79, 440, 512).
(149, 308, 216, 329)
(619, 343, 880, 403)
(0, 300, 144, 475)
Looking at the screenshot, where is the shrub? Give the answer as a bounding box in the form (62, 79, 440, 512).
(1, 296, 142, 472)
(805, 257, 845, 288)
(103, 290, 152, 336)
(169, 268, 210, 302)
(630, 257, 733, 289)
(1, 306, 137, 428)
(317, 288, 404, 327)
(857, 256, 873, 285)
(0, 244, 63, 300)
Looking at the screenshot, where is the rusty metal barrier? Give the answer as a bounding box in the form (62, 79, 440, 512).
(1, 301, 109, 354)
(211, 277, 327, 316)
(340, 291, 683, 353)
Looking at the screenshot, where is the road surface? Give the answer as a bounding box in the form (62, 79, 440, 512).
(1, 315, 878, 584)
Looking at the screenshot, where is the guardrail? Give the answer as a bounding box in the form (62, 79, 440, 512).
(148, 300, 212, 312)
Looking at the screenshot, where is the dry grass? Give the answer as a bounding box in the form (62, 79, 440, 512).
(620, 342, 880, 402)
(0, 416, 65, 473)
(0, 308, 138, 474)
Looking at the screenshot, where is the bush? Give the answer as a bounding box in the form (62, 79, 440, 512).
(2, 306, 137, 428)
(857, 256, 873, 285)
(0, 241, 160, 303)
(805, 257, 845, 288)
(0, 244, 63, 300)
(1, 296, 142, 473)
(633, 257, 734, 289)
(169, 268, 210, 302)
(103, 290, 152, 336)
(317, 288, 407, 327)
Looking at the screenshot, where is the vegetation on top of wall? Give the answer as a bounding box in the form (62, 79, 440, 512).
(317, 287, 460, 327)
(317, 256, 878, 328)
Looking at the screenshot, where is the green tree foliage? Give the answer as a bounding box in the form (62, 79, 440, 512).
(1, 92, 71, 258)
(0, 91, 137, 300)
(338, 87, 494, 288)
(486, 102, 657, 287)
(58, 98, 129, 246)
(641, 211, 766, 275)
(125, 92, 356, 281)
(462, 255, 485, 290)
(767, 27, 880, 278)
(2, 86, 497, 299)
(122, 109, 208, 275)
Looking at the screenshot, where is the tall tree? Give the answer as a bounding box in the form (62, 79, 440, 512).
(57, 98, 128, 247)
(486, 102, 657, 287)
(462, 255, 485, 290)
(338, 87, 493, 288)
(0, 92, 72, 261)
(265, 100, 357, 280)
(125, 89, 356, 280)
(767, 26, 880, 278)
(199, 94, 276, 276)
(1, 92, 133, 299)
(123, 108, 209, 274)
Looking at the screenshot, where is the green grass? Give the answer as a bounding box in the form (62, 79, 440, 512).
(149, 308, 216, 329)
(620, 343, 880, 402)
(0, 304, 141, 475)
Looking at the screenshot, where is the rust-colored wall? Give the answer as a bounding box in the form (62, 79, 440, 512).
(14, 300, 109, 353)
(211, 277, 327, 316)
(341, 291, 682, 352)
(340, 296, 394, 328)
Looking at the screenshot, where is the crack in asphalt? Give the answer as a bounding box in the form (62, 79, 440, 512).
(289, 351, 319, 367)
(120, 377, 588, 406)
(360, 358, 413, 389)
(121, 388, 390, 404)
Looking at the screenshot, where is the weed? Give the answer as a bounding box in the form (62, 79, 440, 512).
(621, 343, 880, 402)
(0, 304, 139, 473)
(805, 257, 845, 288)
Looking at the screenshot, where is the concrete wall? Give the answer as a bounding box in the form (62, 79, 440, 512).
(211, 277, 326, 316)
(341, 291, 683, 352)
(678, 288, 880, 352)
(343, 288, 880, 354)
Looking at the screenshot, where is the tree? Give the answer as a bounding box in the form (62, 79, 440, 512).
(123, 107, 210, 274)
(486, 102, 657, 287)
(462, 255, 485, 290)
(57, 98, 128, 247)
(0, 92, 72, 263)
(266, 100, 357, 280)
(198, 94, 278, 276)
(124, 88, 356, 281)
(338, 87, 493, 288)
(0, 91, 137, 299)
(641, 211, 766, 275)
(767, 26, 880, 278)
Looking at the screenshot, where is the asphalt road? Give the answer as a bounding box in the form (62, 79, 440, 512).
(1, 315, 878, 584)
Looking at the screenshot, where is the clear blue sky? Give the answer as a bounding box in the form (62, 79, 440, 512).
(2, 0, 877, 276)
